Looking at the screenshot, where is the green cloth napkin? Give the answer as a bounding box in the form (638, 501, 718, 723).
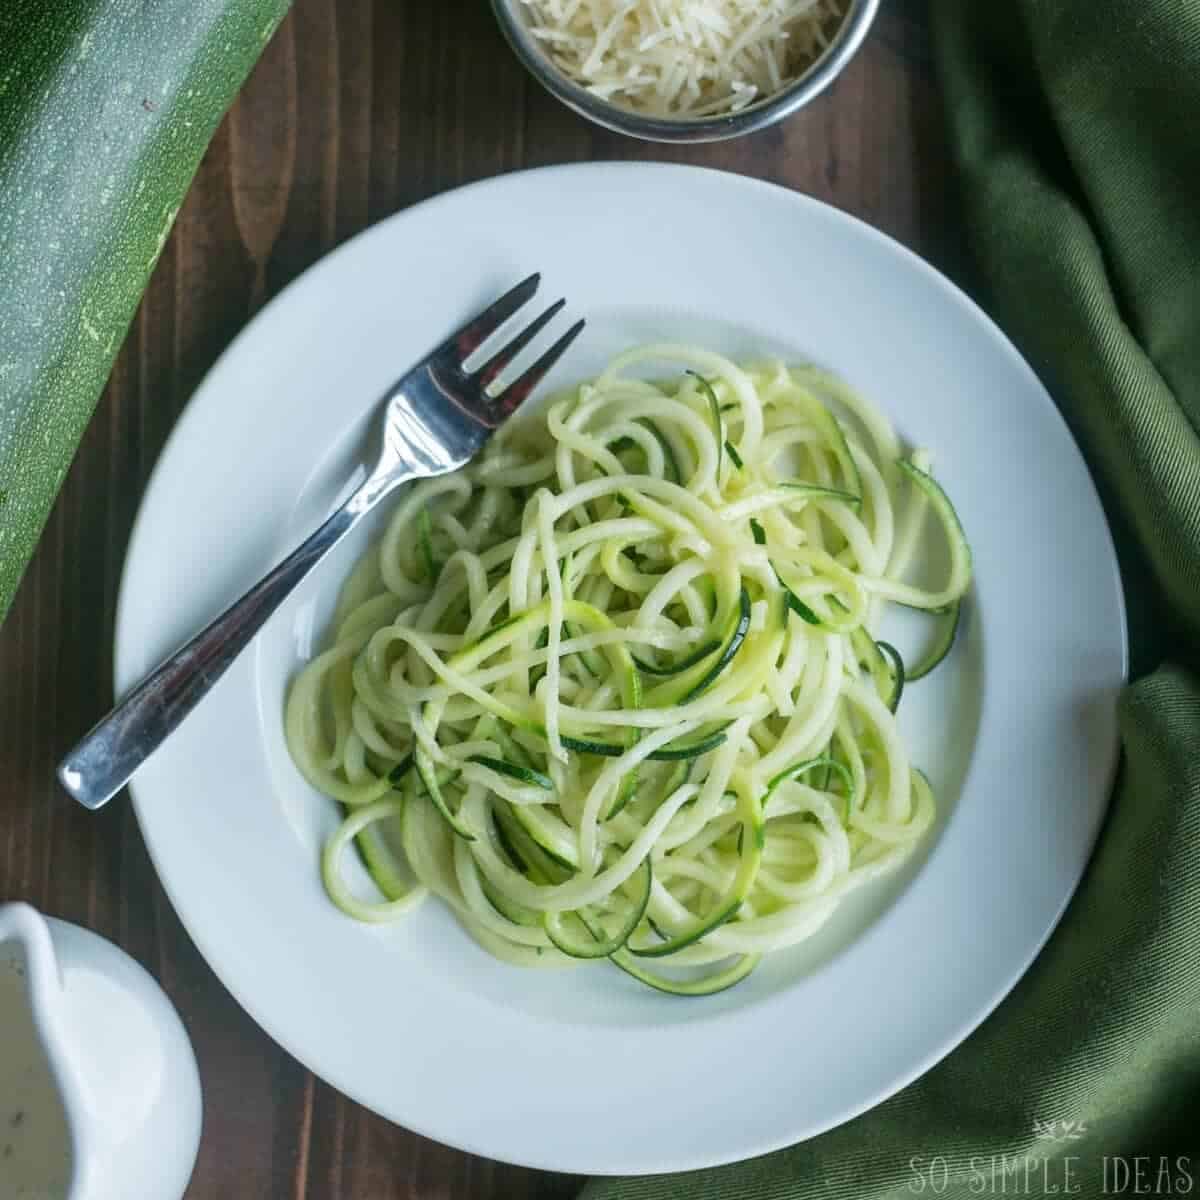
(583, 3, 1200, 1197)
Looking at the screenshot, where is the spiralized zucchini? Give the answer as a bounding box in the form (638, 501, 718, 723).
(286, 345, 972, 994)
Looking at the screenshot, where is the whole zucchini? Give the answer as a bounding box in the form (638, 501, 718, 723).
(0, 0, 291, 621)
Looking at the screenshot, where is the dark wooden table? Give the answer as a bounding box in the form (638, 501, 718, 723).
(0, 2, 957, 1196)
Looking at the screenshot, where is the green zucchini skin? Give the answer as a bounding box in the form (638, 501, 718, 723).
(0, 0, 291, 621)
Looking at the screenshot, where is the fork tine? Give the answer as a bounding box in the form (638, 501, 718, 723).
(492, 318, 586, 416)
(475, 298, 566, 390)
(442, 273, 540, 364)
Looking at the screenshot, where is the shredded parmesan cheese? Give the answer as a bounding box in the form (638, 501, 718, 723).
(518, 0, 845, 117)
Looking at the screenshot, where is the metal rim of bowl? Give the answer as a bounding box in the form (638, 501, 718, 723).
(489, 0, 881, 144)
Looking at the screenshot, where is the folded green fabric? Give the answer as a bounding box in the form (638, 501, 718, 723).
(582, 3, 1200, 1196)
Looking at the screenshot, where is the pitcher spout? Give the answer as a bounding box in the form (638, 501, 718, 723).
(0, 902, 89, 1200)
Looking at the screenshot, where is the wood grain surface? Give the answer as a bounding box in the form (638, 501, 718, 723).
(0, 2, 959, 1196)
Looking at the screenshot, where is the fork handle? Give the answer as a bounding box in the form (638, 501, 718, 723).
(59, 487, 378, 811)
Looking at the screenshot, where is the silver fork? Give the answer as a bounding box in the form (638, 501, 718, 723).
(59, 274, 583, 812)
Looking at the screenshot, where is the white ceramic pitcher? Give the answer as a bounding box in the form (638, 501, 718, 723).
(0, 902, 201, 1200)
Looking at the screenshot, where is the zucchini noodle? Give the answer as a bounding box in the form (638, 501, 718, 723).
(286, 345, 972, 995)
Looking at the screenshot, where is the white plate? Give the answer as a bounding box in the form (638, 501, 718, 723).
(117, 163, 1126, 1175)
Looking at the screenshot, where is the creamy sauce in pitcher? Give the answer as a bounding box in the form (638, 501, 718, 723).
(0, 946, 72, 1199)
